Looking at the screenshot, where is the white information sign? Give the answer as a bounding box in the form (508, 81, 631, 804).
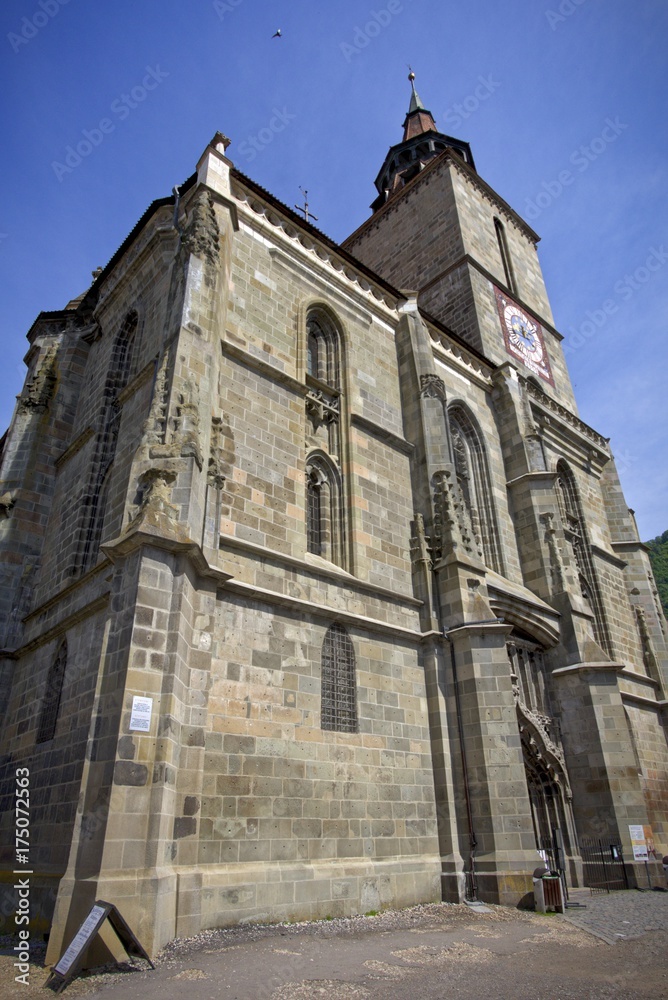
(129, 696, 153, 732)
(54, 904, 107, 975)
(629, 824, 649, 862)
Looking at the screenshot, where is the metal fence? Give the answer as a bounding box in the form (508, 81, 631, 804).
(579, 837, 628, 893)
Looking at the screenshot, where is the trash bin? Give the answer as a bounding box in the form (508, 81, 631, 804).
(533, 868, 564, 914)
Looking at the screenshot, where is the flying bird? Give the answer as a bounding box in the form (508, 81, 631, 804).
(272, 29, 282, 38)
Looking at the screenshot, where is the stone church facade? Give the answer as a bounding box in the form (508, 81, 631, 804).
(1, 80, 667, 960)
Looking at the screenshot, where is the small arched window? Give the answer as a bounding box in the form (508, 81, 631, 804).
(321, 623, 358, 733)
(305, 454, 343, 567)
(36, 639, 67, 743)
(306, 310, 340, 389)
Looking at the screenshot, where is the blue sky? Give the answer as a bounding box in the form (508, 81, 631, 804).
(1, 0, 666, 540)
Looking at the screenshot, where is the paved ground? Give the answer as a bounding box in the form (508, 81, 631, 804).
(2, 890, 667, 1000)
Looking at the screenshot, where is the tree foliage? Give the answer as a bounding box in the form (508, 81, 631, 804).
(645, 529, 668, 617)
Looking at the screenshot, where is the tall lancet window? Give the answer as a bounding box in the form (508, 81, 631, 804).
(495, 217, 517, 296)
(321, 623, 358, 733)
(304, 305, 346, 568)
(80, 311, 139, 572)
(36, 639, 68, 744)
(555, 460, 611, 655)
(448, 404, 502, 574)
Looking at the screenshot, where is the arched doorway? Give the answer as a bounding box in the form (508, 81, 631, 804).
(507, 631, 578, 874)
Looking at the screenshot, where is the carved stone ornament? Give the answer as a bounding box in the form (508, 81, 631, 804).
(143, 350, 171, 446)
(305, 389, 339, 430)
(19, 345, 57, 412)
(432, 466, 483, 563)
(410, 513, 433, 568)
(0, 492, 15, 518)
(540, 511, 565, 593)
(174, 379, 203, 468)
(634, 604, 660, 676)
(431, 469, 457, 562)
(129, 468, 179, 528)
(419, 373, 446, 400)
(516, 699, 570, 792)
(182, 190, 220, 266)
(207, 416, 226, 489)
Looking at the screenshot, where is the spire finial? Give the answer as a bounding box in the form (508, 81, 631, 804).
(406, 67, 426, 114)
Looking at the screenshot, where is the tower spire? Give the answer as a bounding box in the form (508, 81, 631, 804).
(368, 73, 476, 212)
(403, 69, 438, 141)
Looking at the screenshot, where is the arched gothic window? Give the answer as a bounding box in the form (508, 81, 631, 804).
(555, 461, 611, 655)
(448, 404, 502, 573)
(79, 311, 139, 573)
(306, 310, 340, 389)
(321, 623, 358, 733)
(36, 639, 67, 743)
(305, 454, 343, 566)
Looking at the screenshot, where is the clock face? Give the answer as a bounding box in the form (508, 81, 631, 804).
(494, 287, 554, 384)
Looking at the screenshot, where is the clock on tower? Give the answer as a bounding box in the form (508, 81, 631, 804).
(494, 286, 554, 385)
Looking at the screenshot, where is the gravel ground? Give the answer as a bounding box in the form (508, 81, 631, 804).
(1, 899, 667, 999)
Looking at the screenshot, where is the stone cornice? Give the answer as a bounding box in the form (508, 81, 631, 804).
(23, 558, 112, 624)
(506, 471, 559, 489)
(221, 578, 422, 641)
(551, 660, 625, 677)
(218, 532, 422, 609)
(590, 543, 627, 570)
(621, 690, 667, 712)
(523, 378, 610, 458)
(350, 413, 414, 456)
(54, 426, 95, 469)
(220, 338, 306, 396)
(612, 540, 650, 555)
(17, 593, 110, 655)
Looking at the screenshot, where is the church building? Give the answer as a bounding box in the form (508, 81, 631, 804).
(1, 76, 667, 961)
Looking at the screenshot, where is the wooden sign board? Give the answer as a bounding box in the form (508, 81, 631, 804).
(46, 900, 154, 994)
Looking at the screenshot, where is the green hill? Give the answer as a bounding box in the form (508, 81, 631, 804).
(646, 529, 668, 617)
